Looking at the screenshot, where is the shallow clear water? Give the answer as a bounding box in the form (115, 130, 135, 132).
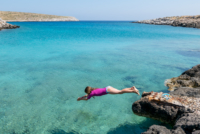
(0, 21, 200, 134)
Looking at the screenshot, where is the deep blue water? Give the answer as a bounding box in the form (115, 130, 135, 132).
(0, 21, 200, 134)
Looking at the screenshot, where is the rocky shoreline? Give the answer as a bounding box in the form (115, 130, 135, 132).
(133, 15, 200, 29)
(132, 64, 200, 134)
(0, 18, 19, 31)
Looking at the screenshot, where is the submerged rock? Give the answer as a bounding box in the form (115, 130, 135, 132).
(0, 18, 20, 31)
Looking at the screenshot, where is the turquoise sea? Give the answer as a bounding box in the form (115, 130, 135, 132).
(0, 21, 200, 134)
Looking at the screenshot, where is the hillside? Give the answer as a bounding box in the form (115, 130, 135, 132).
(0, 11, 79, 22)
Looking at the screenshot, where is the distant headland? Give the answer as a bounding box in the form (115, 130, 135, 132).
(0, 18, 19, 30)
(0, 11, 79, 22)
(133, 15, 200, 29)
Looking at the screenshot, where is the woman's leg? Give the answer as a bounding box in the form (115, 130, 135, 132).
(107, 86, 139, 95)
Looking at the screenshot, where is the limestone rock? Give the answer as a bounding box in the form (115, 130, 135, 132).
(143, 125, 186, 134)
(165, 64, 200, 91)
(132, 91, 193, 125)
(174, 113, 200, 133)
(0, 18, 20, 31)
(133, 15, 200, 29)
(170, 87, 200, 98)
(171, 127, 186, 134)
(182, 64, 200, 78)
(142, 125, 172, 134)
(133, 17, 174, 25)
(192, 130, 200, 134)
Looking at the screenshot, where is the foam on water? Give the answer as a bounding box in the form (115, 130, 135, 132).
(0, 21, 200, 133)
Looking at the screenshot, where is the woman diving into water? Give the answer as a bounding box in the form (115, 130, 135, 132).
(77, 86, 140, 101)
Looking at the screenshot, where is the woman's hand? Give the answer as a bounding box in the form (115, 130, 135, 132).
(77, 95, 88, 101)
(77, 97, 81, 101)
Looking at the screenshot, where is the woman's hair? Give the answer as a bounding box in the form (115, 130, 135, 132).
(85, 86, 97, 96)
(85, 86, 97, 98)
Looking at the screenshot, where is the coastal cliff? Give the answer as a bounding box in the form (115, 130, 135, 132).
(132, 64, 200, 134)
(133, 15, 200, 29)
(0, 11, 79, 22)
(0, 18, 19, 30)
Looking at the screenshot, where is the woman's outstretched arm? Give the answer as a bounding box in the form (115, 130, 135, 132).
(77, 95, 88, 101)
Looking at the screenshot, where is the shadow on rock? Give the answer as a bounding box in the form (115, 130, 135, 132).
(107, 118, 171, 134)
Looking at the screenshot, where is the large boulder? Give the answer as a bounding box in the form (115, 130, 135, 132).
(132, 91, 193, 125)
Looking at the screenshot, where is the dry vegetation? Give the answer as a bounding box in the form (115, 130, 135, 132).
(0, 11, 78, 21)
(165, 15, 200, 20)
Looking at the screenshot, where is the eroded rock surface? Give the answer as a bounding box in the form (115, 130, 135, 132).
(174, 113, 200, 133)
(166, 64, 200, 91)
(170, 87, 200, 98)
(142, 125, 172, 134)
(0, 18, 20, 31)
(133, 15, 200, 29)
(132, 91, 193, 125)
(171, 127, 186, 134)
(138, 90, 200, 133)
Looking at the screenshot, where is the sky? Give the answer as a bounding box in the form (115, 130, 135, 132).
(1, 0, 200, 20)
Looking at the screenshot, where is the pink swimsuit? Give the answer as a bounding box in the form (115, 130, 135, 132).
(87, 87, 109, 99)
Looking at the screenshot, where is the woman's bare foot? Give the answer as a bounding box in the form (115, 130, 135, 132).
(131, 86, 140, 95)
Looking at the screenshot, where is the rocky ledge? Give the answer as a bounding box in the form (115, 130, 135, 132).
(0, 18, 19, 31)
(165, 65, 200, 91)
(132, 64, 200, 134)
(133, 15, 200, 29)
